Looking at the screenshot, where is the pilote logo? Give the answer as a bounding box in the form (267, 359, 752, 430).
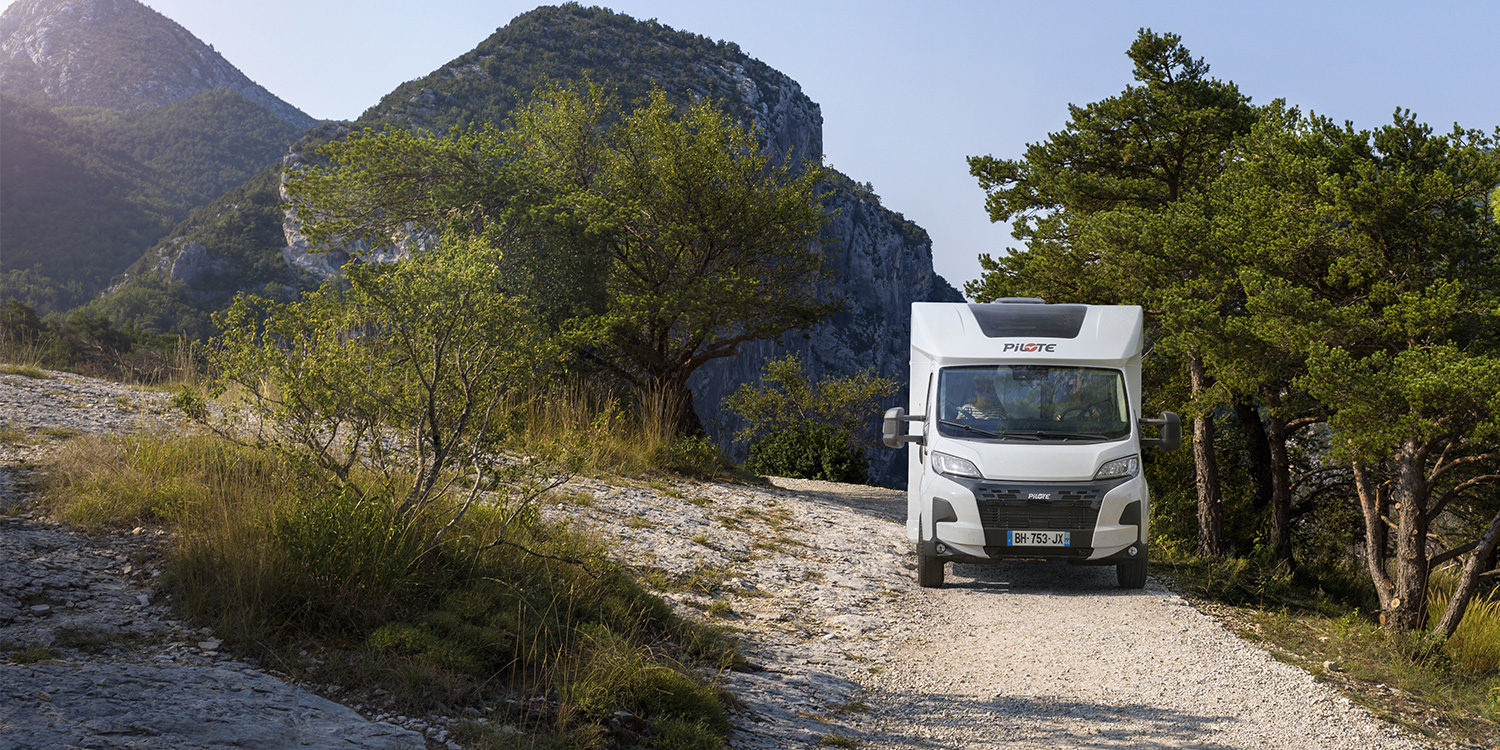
(1002, 342, 1058, 353)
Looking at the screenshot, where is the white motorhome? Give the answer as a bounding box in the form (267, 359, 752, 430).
(881, 299, 1180, 588)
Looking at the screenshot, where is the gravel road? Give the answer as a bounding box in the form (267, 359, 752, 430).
(860, 563, 1420, 748)
(760, 479, 1430, 750)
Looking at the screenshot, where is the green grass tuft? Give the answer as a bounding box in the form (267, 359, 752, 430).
(0, 364, 52, 379)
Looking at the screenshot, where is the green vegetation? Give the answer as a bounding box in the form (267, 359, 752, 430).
(969, 29, 1258, 559)
(0, 299, 196, 384)
(114, 183, 780, 743)
(364, 5, 792, 144)
(41, 432, 736, 747)
(725, 354, 897, 483)
(288, 81, 834, 436)
(12, 4, 839, 344)
(5, 644, 60, 664)
(0, 89, 305, 312)
(195, 233, 559, 550)
(92, 165, 308, 341)
(969, 27, 1500, 637)
(742, 424, 869, 485)
(969, 27, 1500, 743)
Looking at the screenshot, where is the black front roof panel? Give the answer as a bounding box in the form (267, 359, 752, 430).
(968, 303, 1087, 339)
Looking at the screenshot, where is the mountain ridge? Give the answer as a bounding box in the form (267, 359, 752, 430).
(0, 0, 316, 310)
(0, 0, 316, 128)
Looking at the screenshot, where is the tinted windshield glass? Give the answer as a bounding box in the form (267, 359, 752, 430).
(936, 365, 1130, 441)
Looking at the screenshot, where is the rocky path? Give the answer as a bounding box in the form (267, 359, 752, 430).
(0, 370, 1437, 749)
(0, 372, 427, 750)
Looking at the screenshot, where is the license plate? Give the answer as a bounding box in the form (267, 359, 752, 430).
(1008, 530, 1070, 546)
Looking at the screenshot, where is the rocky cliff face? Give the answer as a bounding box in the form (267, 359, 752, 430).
(0, 0, 315, 129)
(690, 179, 964, 487)
(366, 6, 823, 166)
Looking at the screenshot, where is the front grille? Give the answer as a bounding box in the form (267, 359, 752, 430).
(974, 485, 1103, 531)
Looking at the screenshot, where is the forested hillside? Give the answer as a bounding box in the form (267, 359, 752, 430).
(83, 4, 958, 485)
(0, 0, 314, 311)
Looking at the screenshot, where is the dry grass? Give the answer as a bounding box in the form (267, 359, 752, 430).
(37, 430, 740, 749)
(503, 382, 729, 480)
(1428, 573, 1500, 676)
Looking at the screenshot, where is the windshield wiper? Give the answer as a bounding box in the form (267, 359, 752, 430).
(1034, 431, 1110, 441)
(938, 419, 999, 438)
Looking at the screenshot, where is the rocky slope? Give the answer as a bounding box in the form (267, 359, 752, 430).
(0, 0, 314, 128)
(690, 176, 963, 486)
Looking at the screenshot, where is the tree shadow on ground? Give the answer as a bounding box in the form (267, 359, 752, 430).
(855, 689, 1239, 749)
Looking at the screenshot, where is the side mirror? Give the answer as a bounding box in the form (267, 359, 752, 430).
(881, 407, 926, 448)
(1139, 412, 1182, 451)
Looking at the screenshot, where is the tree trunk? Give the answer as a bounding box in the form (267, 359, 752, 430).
(1353, 461, 1394, 613)
(1262, 388, 1293, 563)
(1236, 399, 1272, 516)
(1435, 509, 1500, 638)
(1188, 353, 1225, 556)
(1387, 437, 1432, 634)
(647, 374, 707, 438)
(1235, 399, 1272, 515)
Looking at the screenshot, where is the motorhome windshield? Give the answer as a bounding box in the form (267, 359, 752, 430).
(936, 365, 1131, 441)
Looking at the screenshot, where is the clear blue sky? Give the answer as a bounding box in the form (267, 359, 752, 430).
(19, 0, 1498, 293)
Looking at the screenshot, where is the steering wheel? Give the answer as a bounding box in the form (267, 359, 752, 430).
(1059, 402, 1101, 420)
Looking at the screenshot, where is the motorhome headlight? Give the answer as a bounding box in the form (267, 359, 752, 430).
(932, 451, 983, 479)
(1094, 455, 1140, 480)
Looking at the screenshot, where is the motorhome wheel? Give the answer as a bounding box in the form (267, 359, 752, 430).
(1117, 556, 1147, 589)
(917, 549, 945, 588)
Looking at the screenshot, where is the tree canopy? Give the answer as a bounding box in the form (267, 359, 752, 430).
(968, 29, 1258, 556)
(285, 82, 835, 434)
(968, 29, 1500, 639)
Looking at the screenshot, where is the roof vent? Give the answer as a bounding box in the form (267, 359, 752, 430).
(968, 303, 1087, 338)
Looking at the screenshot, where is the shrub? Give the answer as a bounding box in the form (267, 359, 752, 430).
(744, 423, 868, 484)
(725, 354, 894, 485)
(41, 431, 741, 744)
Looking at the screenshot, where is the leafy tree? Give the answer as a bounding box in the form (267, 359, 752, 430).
(286, 82, 835, 436)
(966, 29, 1257, 555)
(724, 354, 897, 446)
(572, 90, 836, 431)
(1205, 104, 1349, 562)
(1226, 110, 1500, 636)
(0, 300, 45, 347)
(201, 234, 560, 548)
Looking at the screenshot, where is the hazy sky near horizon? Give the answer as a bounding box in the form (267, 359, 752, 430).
(11, 0, 1497, 292)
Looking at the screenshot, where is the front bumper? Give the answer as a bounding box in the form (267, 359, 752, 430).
(921, 473, 1144, 563)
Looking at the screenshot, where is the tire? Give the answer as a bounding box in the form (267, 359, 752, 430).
(1117, 554, 1148, 589)
(918, 550, 945, 588)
